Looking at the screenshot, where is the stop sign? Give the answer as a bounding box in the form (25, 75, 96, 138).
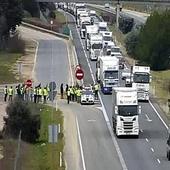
(75, 68, 84, 80)
(25, 79, 32, 87)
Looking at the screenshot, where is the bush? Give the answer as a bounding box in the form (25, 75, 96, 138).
(125, 29, 140, 58)
(3, 98, 40, 143)
(7, 32, 25, 53)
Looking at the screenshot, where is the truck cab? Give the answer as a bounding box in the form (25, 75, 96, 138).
(85, 25, 98, 50)
(101, 31, 113, 48)
(80, 17, 91, 39)
(98, 22, 107, 33)
(96, 56, 119, 94)
(112, 87, 141, 137)
(131, 66, 151, 101)
(89, 34, 103, 61)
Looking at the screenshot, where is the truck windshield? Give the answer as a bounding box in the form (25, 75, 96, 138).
(118, 105, 138, 116)
(92, 43, 102, 49)
(103, 36, 112, 41)
(82, 23, 90, 29)
(105, 70, 118, 79)
(99, 27, 107, 32)
(134, 72, 149, 83)
(111, 47, 120, 53)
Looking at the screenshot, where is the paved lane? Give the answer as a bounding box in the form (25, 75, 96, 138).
(66, 9, 170, 170)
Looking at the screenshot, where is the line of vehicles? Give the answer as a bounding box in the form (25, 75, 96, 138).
(57, 2, 152, 138)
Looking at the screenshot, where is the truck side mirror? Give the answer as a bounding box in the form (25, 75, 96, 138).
(115, 106, 118, 114)
(138, 105, 141, 114)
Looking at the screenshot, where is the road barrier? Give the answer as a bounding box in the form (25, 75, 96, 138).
(21, 22, 70, 40)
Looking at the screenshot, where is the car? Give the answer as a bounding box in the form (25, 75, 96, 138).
(167, 134, 170, 161)
(105, 3, 110, 8)
(81, 87, 94, 105)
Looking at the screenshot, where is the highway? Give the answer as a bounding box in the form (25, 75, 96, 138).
(20, 26, 123, 170)
(65, 7, 170, 170)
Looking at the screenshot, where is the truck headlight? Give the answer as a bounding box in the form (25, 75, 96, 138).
(132, 117, 136, 121)
(120, 117, 124, 121)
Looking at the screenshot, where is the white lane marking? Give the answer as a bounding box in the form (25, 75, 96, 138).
(157, 159, 161, 164)
(70, 12, 128, 170)
(145, 114, 152, 122)
(32, 40, 39, 81)
(76, 117, 87, 170)
(149, 100, 169, 130)
(87, 119, 96, 122)
(145, 138, 149, 142)
(150, 148, 154, 152)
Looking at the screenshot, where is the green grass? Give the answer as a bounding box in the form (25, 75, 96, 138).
(0, 52, 22, 84)
(55, 10, 66, 24)
(23, 104, 65, 170)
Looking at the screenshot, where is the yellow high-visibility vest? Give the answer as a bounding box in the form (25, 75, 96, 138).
(43, 89, 48, 96)
(8, 88, 13, 95)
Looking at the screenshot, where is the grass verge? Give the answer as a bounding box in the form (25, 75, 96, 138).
(0, 52, 22, 84)
(55, 10, 66, 24)
(23, 104, 65, 170)
(0, 104, 65, 170)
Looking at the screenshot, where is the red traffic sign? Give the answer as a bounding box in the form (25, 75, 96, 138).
(25, 79, 32, 87)
(75, 68, 84, 80)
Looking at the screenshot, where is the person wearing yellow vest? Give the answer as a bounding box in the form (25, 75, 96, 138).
(94, 83, 99, 100)
(8, 86, 13, 102)
(4, 85, 8, 102)
(67, 88, 71, 104)
(70, 86, 74, 102)
(43, 87, 48, 103)
(77, 88, 82, 103)
(38, 87, 43, 103)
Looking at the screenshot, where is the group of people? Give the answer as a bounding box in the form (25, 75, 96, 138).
(3, 84, 50, 104)
(60, 83, 99, 104)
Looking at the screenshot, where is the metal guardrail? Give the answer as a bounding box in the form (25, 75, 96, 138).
(21, 22, 70, 40)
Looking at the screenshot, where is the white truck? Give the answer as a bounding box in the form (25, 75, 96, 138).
(130, 66, 151, 101)
(77, 11, 89, 27)
(96, 56, 119, 94)
(98, 22, 107, 33)
(101, 31, 113, 48)
(85, 25, 98, 50)
(89, 34, 103, 60)
(112, 87, 141, 137)
(80, 17, 91, 39)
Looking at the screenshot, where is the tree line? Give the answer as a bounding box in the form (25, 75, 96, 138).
(125, 10, 170, 70)
(0, 0, 56, 50)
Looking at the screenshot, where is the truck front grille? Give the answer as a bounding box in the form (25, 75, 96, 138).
(123, 122, 133, 132)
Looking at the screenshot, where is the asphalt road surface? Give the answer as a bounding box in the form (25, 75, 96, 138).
(66, 8, 170, 170)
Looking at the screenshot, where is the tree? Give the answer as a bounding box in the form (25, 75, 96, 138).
(22, 0, 39, 17)
(135, 10, 170, 70)
(0, 0, 23, 49)
(4, 98, 40, 143)
(125, 28, 140, 58)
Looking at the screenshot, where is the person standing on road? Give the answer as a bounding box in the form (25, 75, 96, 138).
(94, 83, 99, 100)
(33, 86, 37, 103)
(8, 86, 13, 102)
(77, 88, 81, 103)
(60, 83, 64, 99)
(67, 88, 71, 104)
(43, 87, 48, 104)
(4, 85, 8, 102)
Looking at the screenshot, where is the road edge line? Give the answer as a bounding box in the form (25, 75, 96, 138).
(76, 117, 87, 170)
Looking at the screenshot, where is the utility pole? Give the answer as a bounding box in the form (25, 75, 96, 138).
(116, 0, 120, 29)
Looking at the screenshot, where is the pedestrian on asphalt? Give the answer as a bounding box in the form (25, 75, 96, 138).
(34, 86, 37, 103)
(4, 85, 8, 102)
(60, 83, 64, 99)
(8, 86, 13, 102)
(70, 86, 74, 101)
(67, 88, 71, 104)
(94, 83, 99, 100)
(43, 87, 48, 104)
